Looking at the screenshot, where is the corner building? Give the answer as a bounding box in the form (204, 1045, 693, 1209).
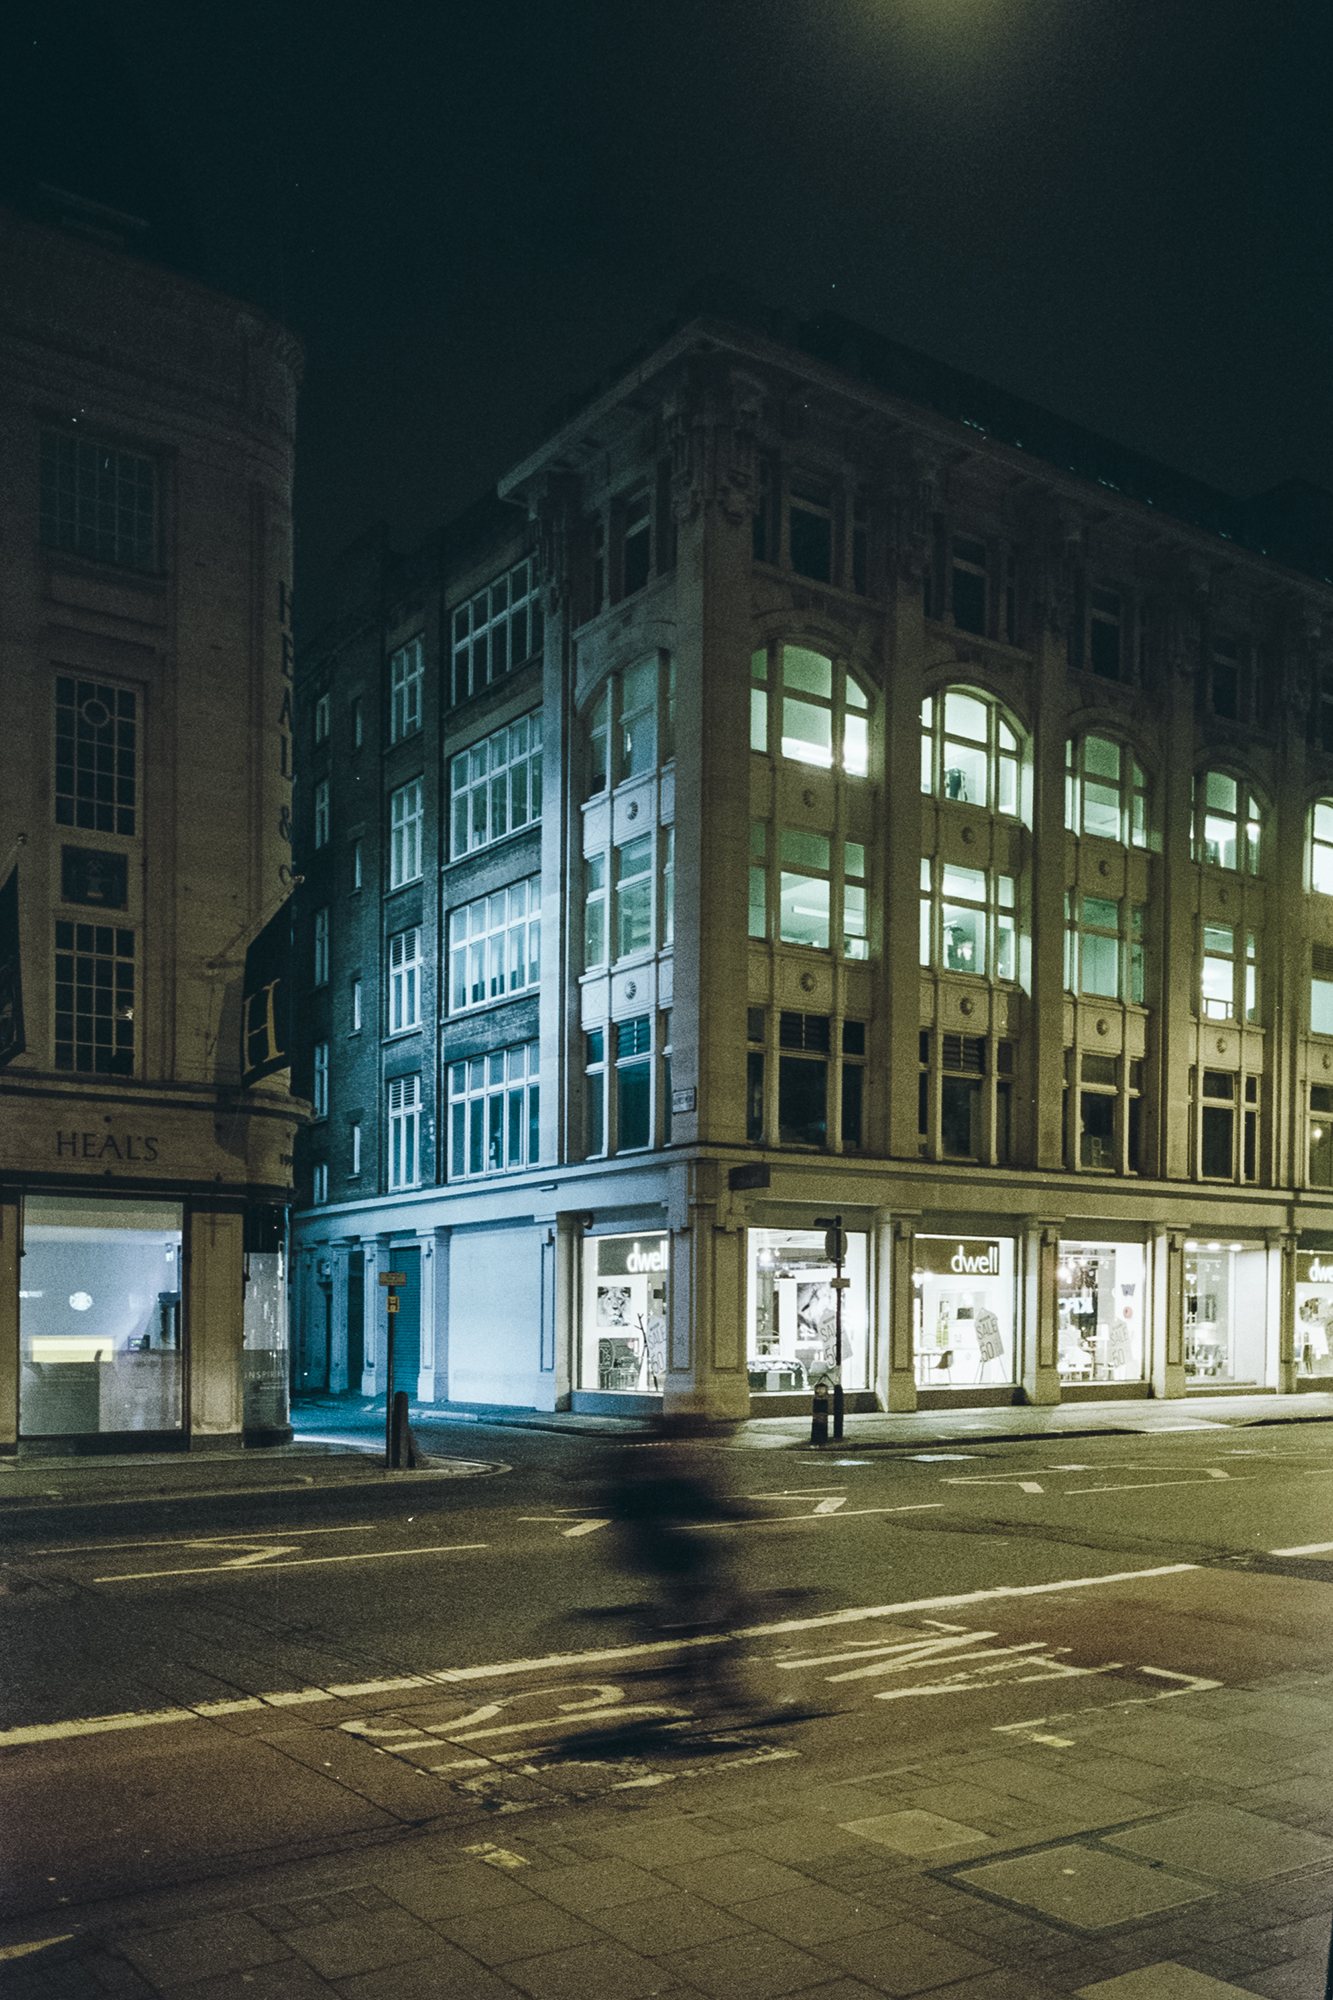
(0, 202, 303, 1452)
(293, 301, 1333, 1419)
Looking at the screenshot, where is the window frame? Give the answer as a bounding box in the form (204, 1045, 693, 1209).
(389, 637, 424, 744)
(450, 711, 543, 859)
(921, 685, 1024, 818)
(750, 643, 871, 779)
(448, 1041, 540, 1180)
(40, 430, 156, 573)
(1194, 769, 1263, 875)
(386, 1074, 422, 1191)
(388, 778, 424, 889)
(387, 926, 421, 1036)
(312, 1040, 329, 1118)
(1065, 734, 1149, 847)
(451, 557, 544, 707)
(447, 877, 541, 1015)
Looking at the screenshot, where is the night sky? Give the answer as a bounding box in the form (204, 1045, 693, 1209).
(6, 0, 1330, 621)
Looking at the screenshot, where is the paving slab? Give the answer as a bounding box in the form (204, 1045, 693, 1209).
(1075, 1962, 1276, 1997)
(1105, 1807, 1333, 1884)
(955, 1846, 1215, 1930)
(840, 1810, 993, 1856)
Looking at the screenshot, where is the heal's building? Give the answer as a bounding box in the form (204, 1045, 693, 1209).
(0, 196, 303, 1452)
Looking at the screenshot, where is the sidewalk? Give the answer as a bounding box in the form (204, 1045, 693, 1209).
(302, 1389, 1333, 1449)
(4, 1658, 1331, 1997)
(3, 1392, 1332, 1516)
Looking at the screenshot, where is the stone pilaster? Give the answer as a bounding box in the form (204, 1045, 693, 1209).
(1020, 1214, 1063, 1405)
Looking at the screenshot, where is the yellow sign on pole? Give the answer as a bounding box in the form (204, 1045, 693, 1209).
(386, 1292, 400, 1313)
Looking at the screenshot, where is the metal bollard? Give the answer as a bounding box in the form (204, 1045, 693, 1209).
(833, 1380, 845, 1441)
(390, 1389, 411, 1469)
(810, 1385, 829, 1445)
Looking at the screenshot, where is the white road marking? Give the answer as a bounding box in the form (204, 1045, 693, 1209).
(814, 1498, 848, 1514)
(0, 1561, 1202, 1751)
(28, 1525, 373, 1556)
(0, 1936, 75, 1964)
(94, 1542, 486, 1582)
(563, 1519, 610, 1537)
(689, 1503, 945, 1530)
(1065, 1477, 1250, 1495)
(1270, 1541, 1333, 1556)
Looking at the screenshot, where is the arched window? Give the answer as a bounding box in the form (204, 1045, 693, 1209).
(921, 687, 1021, 815)
(750, 644, 870, 776)
(1310, 800, 1333, 893)
(584, 653, 675, 800)
(1065, 735, 1148, 846)
(1195, 771, 1262, 874)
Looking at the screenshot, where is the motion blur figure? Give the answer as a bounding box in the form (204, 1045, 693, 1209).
(595, 1417, 754, 1726)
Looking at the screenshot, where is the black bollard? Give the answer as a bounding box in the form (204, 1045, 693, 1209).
(810, 1385, 829, 1446)
(390, 1389, 411, 1468)
(833, 1380, 845, 1441)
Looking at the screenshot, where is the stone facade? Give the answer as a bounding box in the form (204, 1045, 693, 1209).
(0, 201, 303, 1450)
(293, 301, 1333, 1419)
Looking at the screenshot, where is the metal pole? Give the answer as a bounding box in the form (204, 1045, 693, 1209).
(833, 1211, 844, 1441)
(385, 1299, 396, 1466)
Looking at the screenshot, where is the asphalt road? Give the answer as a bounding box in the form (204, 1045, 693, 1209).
(3, 1420, 1332, 1921)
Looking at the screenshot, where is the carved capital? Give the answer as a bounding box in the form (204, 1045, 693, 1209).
(532, 472, 581, 608)
(665, 358, 765, 526)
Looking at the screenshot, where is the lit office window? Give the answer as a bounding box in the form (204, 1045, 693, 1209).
(448, 1042, 540, 1178)
(447, 879, 541, 1012)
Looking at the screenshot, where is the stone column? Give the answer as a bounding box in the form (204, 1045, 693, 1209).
(1152, 1226, 1188, 1398)
(878, 1207, 919, 1411)
(1030, 602, 1071, 1171)
(664, 1156, 749, 1419)
(416, 1232, 437, 1402)
(884, 519, 928, 1161)
(328, 1245, 351, 1395)
(187, 1206, 244, 1444)
(550, 1212, 581, 1410)
(361, 1238, 383, 1395)
(0, 1194, 19, 1449)
(1273, 1228, 1297, 1394)
(1020, 1215, 1063, 1405)
(1158, 598, 1202, 1181)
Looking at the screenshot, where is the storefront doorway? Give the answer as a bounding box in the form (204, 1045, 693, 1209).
(1296, 1250, 1333, 1382)
(745, 1228, 868, 1394)
(19, 1196, 184, 1439)
(580, 1232, 669, 1394)
(913, 1234, 1015, 1390)
(1184, 1239, 1267, 1385)
(1057, 1241, 1146, 1384)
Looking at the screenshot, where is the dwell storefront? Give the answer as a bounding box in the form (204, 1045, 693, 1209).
(565, 1202, 1305, 1416)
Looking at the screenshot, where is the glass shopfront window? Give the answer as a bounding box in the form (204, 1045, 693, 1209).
(1184, 1239, 1267, 1385)
(913, 1235, 1015, 1387)
(20, 1197, 184, 1435)
(746, 1229, 868, 1393)
(581, 1232, 668, 1393)
(1057, 1241, 1145, 1382)
(1295, 1251, 1333, 1380)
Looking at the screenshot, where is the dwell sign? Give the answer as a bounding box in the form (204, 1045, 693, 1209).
(916, 1237, 1003, 1277)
